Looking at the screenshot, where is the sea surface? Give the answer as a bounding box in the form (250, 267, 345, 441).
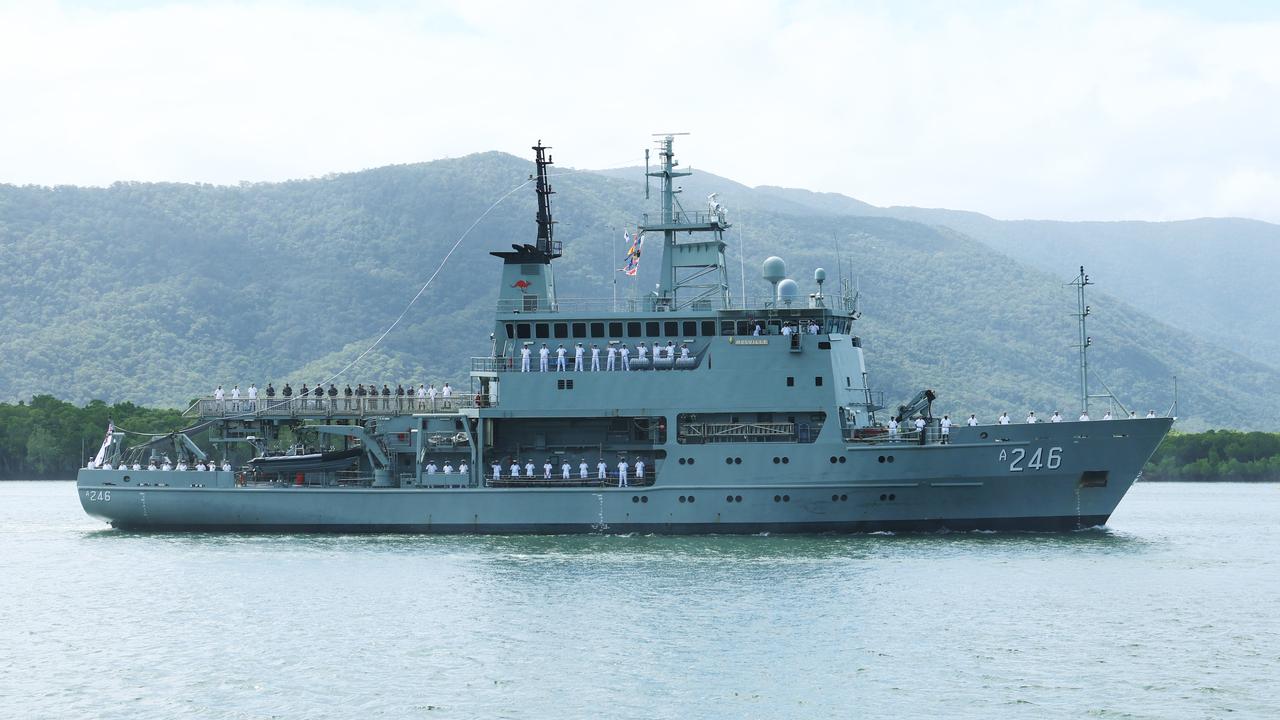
(1, 481, 1277, 719)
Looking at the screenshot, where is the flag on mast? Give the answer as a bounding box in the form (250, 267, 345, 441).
(621, 231, 645, 276)
(91, 421, 114, 468)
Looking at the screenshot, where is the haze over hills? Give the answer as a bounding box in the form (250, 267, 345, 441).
(1, 151, 1276, 430)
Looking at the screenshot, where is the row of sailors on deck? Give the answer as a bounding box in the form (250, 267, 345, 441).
(886, 408, 1161, 436)
(91, 459, 233, 471)
(489, 458, 647, 487)
(213, 382, 455, 405)
(520, 342, 691, 372)
(762, 321, 822, 336)
(423, 460, 469, 475)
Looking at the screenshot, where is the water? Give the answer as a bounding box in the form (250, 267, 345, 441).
(2, 482, 1277, 719)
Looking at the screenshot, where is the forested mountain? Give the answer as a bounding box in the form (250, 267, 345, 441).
(2, 152, 1277, 430)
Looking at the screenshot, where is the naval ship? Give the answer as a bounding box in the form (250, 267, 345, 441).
(76, 137, 1172, 533)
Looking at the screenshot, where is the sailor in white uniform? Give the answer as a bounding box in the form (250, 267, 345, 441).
(247, 383, 258, 411)
(914, 416, 926, 436)
(590, 345, 600, 371)
(940, 415, 952, 442)
(620, 345, 631, 371)
(1146, 410, 1156, 418)
(521, 346, 532, 372)
(617, 460, 629, 488)
(510, 462, 521, 478)
(597, 459, 608, 480)
(679, 344, 690, 360)
(561, 462, 571, 479)
(230, 385, 241, 411)
(1051, 411, 1062, 422)
(539, 344, 550, 372)
(493, 462, 502, 480)
(442, 383, 452, 399)
(555, 345, 567, 372)
(543, 461, 553, 479)
(443, 462, 454, 474)
(1080, 412, 1090, 421)
(425, 462, 437, 475)
(458, 462, 468, 475)
(998, 412, 1010, 425)
(967, 414, 978, 427)
(636, 343, 648, 363)
(221, 460, 230, 471)
(606, 345, 617, 371)
(634, 458, 645, 481)
(1102, 411, 1113, 421)
(525, 460, 535, 477)
(579, 460, 589, 479)
(1025, 411, 1038, 424)
(888, 418, 899, 436)
(574, 343, 584, 371)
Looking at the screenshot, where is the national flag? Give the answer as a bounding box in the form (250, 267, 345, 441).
(621, 231, 645, 276)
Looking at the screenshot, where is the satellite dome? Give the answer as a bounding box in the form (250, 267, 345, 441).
(762, 256, 787, 285)
(777, 278, 800, 306)
(814, 268, 826, 284)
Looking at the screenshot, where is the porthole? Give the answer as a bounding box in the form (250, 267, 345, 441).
(840, 494, 848, 501)
(880, 494, 887, 501)
(725, 457, 733, 465)
(726, 495, 734, 503)
(735, 495, 742, 502)
(688, 496, 696, 503)
(679, 458, 687, 465)
(734, 457, 742, 465)
(773, 457, 780, 464)
(641, 496, 648, 503)
(782, 457, 789, 464)
(980, 432, 988, 439)
(832, 494, 839, 502)
(887, 456, 895, 463)
(829, 456, 838, 464)
(679, 496, 687, 503)
(782, 495, 790, 502)
(839, 457, 846, 464)
(774, 495, 781, 502)
(688, 458, 695, 465)
(889, 493, 896, 501)
(877, 456, 885, 463)
(632, 496, 640, 503)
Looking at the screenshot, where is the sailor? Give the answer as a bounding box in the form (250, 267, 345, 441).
(940, 415, 952, 442)
(579, 459, 589, 479)
(381, 384, 391, 409)
(636, 342, 648, 363)
(809, 321, 820, 334)
(620, 344, 631, 371)
(510, 461, 521, 478)
(521, 345, 532, 372)
(539, 344, 550, 372)
(132, 462, 142, 471)
(148, 460, 158, 470)
(1026, 411, 1038, 424)
(1102, 411, 1113, 421)
(914, 416, 926, 444)
(230, 385, 241, 411)
(426, 461, 437, 475)
(328, 384, 338, 409)
(177, 460, 187, 471)
(343, 384, 353, 409)
(314, 384, 325, 410)
(1051, 411, 1062, 423)
(543, 460, 553, 479)
(561, 461, 571, 480)
(597, 459, 608, 480)
(617, 459, 629, 488)
(556, 344, 567, 372)
(221, 460, 231, 471)
(782, 323, 793, 336)
(998, 412, 1010, 425)
(162, 460, 173, 471)
(752, 322, 762, 337)
(195, 462, 206, 472)
(606, 344, 617, 371)
(1079, 411, 1090, 421)
(492, 462, 502, 480)
(283, 382, 293, 398)
(441, 383, 452, 399)
(1146, 409, 1156, 418)
(525, 460, 535, 478)
(887, 417, 899, 436)
(458, 462, 468, 475)
(443, 462, 454, 474)
(299, 384, 309, 408)
(634, 458, 645, 481)
(574, 343, 585, 371)
(967, 414, 978, 427)
(590, 345, 601, 371)
(265, 383, 275, 398)
(1129, 411, 1138, 419)
(427, 383, 438, 409)
(666, 341, 676, 361)
(214, 385, 224, 402)
(679, 344, 690, 361)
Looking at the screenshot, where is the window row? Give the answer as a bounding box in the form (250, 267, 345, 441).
(505, 318, 851, 340)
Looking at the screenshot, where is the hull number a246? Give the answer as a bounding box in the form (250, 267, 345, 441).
(999, 447, 1062, 472)
(85, 490, 112, 502)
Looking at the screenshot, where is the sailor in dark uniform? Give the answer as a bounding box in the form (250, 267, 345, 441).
(265, 383, 276, 398)
(381, 384, 391, 409)
(343, 384, 353, 409)
(313, 384, 324, 411)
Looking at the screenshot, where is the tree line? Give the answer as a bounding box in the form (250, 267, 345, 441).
(1143, 429, 1280, 482)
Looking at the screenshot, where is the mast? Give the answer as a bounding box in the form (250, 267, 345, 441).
(532, 141, 559, 258)
(1070, 266, 1093, 415)
(639, 134, 731, 310)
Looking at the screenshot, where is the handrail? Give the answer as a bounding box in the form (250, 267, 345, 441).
(195, 394, 493, 419)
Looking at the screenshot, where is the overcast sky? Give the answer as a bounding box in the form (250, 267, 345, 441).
(2, 0, 1278, 222)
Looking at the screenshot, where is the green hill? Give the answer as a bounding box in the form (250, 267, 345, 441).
(1, 152, 1276, 430)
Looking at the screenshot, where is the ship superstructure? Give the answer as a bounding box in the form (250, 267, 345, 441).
(76, 137, 1172, 532)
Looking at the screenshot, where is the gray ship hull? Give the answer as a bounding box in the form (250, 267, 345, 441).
(77, 418, 1170, 534)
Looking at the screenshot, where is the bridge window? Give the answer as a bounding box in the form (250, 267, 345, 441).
(572, 322, 587, 338)
(664, 321, 679, 337)
(516, 323, 531, 339)
(721, 321, 735, 336)
(683, 320, 697, 336)
(610, 322, 623, 336)
(554, 323, 568, 339)
(505, 323, 515, 339)
(701, 320, 716, 336)
(590, 322, 605, 338)
(535, 323, 549, 339)
(646, 321, 660, 336)
(627, 322, 642, 337)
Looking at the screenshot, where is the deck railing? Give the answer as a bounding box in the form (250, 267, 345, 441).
(194, 394, 493, 418)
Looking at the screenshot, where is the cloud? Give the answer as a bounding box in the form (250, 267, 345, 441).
(1, 0, 1278, 222)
